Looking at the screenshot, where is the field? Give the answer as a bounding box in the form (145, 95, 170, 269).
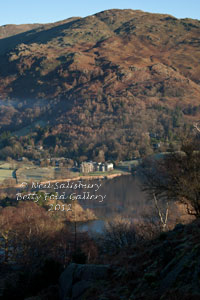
(0, 168, 14, 182)
(16, 167, 55, 183)
(0, 161, 16, 183)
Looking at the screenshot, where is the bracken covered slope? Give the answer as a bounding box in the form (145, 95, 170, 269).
(0, 9, 200, 160)
(1, 9, 200, 100)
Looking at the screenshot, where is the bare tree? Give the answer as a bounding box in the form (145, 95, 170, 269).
(140, 137, 200, 218)
(153, 193, 169, 231)
(99, 216, 137, 253)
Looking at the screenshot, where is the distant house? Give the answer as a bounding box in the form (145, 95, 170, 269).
(96, 164, 100, 171)
(149, 133, 160, 139)
(74, 161, 78, 167)
(100, 164, 105, 172)
(27, 145, 32, 150)
(36, 145, 43, 151)
(105, 162, 114, 171)
(80, 162, 95, 173)
(80, 161, 114, 173)
(153, 143, 161, 149)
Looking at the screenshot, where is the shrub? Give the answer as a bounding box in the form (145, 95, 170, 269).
(98, 216, 137, 254)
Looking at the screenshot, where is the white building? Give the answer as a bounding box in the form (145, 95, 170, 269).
(105, 162, 114, 171)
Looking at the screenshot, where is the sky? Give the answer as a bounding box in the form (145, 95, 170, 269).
(0, 0, 200, 26)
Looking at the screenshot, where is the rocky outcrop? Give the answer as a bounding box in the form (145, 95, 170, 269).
(59, 263, 111, 300)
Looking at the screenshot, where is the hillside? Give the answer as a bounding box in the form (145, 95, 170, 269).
(0, 9, 200, 161)
(64, 220, 200, 300)
(1, 212, 199, 299)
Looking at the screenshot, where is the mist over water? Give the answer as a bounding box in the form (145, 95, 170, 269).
(0, 99, 17, 107)
(0, 98, 50, 108)
(57, 175, 148, 221)
(80, 175, 149, 233)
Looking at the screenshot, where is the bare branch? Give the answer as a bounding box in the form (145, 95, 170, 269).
(193, 122, 200, 133)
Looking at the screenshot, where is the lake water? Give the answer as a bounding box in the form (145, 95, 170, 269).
(78, 175, 147, 217)
(71, 175, 149, 233)
(10, 174, 150, 234)
(74, 174, 182, 234)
